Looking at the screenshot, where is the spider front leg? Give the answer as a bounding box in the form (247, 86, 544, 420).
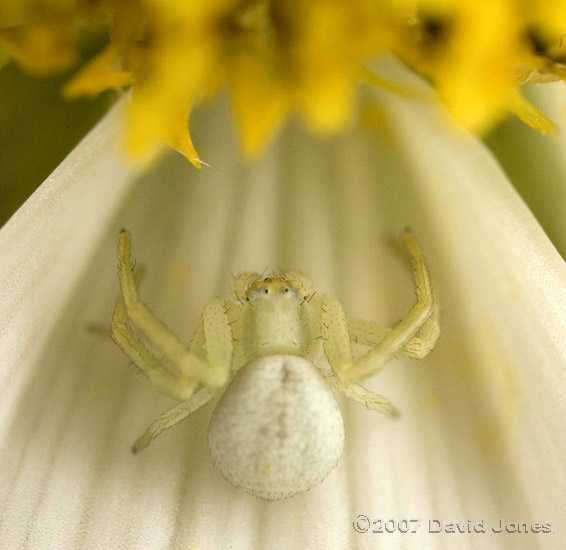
(112, 298, 198, 401)
(348, 302, 440, 359)
(322, 230, 437, 384)
(116, 230, 232, 389)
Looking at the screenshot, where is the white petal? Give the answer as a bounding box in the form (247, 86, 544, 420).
(0, 69, 565, 549)
(0, 100, 139, 413)
(0, 101, 140, 543)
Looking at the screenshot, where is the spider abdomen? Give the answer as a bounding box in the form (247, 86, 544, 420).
(207, 355, 344, 500)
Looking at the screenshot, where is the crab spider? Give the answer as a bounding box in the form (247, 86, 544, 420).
(111, 229, 439, 500)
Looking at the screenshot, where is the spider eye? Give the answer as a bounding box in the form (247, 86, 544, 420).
(264, 289, 269, 294)
(285, 288, 290, 293)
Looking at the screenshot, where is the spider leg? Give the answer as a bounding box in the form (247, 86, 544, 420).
(117, 230, 231, 388)
(187, 298, 233, 388)
(320, 296, 354, 377)
(348, 229, 435, 382)
(347, 317, 389, 347)
(397, 301, 440, 359)
(112, 299, 197, 401)
(320, 369, 398, 416)
(323, 230, 436, 384)
(132, 387, 217, 453)
(117, 230, 197, 368)
(348, 304, 440, 359)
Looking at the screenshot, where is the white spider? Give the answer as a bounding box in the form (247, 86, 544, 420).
(111, 229, 439, 500)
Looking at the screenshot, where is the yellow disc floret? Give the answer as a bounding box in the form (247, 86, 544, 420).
(2, 0, 565, 164)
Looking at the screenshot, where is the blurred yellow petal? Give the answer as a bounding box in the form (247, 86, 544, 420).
(421, 1, 524, 131)
(2, 0, 566, 164)
(167, 105, 202, 168)
(229, 51, 289, 155)
(63, 45, 132, 98)
(0, 23, 76, 74)
(126, 89, 201, 168)
(526, 0, 566, 37)
(507, 88, 556, 134)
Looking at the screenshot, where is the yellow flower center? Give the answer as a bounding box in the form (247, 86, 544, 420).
(1, 0, 564, 165)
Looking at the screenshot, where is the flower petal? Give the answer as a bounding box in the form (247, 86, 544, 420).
(0, 65, 565, 549)
(0, 99, 139, 445)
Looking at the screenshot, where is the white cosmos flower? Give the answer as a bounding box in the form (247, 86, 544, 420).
(1, 64, 565, 550)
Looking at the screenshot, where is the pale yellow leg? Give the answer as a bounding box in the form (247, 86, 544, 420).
(348, 304, 440, 359)
(323, 230, 437, 384)
(117, 230, 197, 368)
(117, 230, 231, 388)
(321, 369, 399, 416)
(181, 298, 232, 387)
(347, 317, 389, 347)
(112, 299, 197, 401)
(132, 387, 216, 453)
(320, 296, 354, 376)
(399, 302, 440, 359)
